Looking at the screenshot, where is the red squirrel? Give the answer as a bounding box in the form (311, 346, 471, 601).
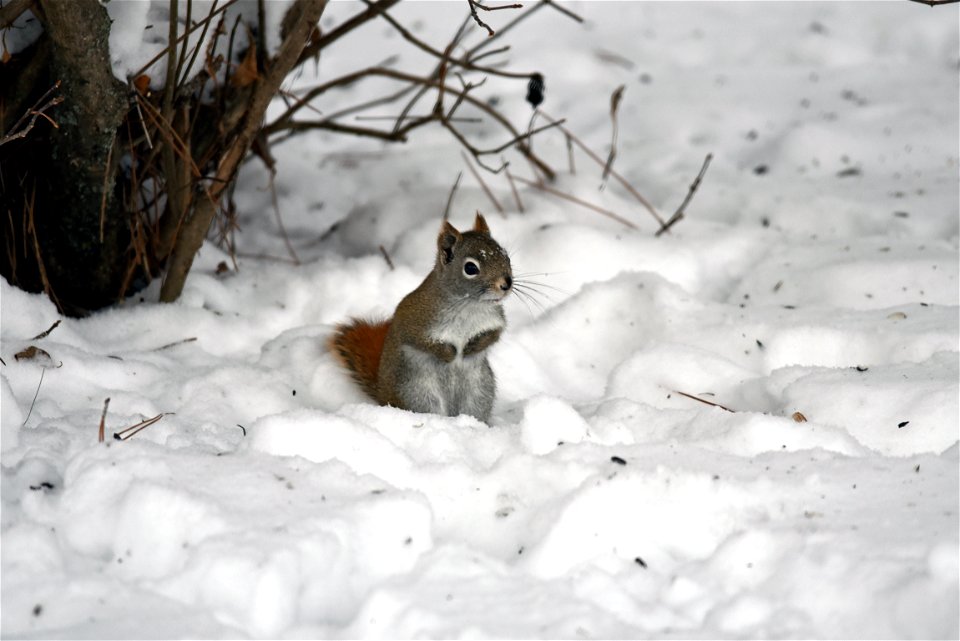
(329, 213, 513, 423)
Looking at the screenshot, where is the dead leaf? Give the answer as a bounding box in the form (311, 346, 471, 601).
(231, 45, 259, 88)
(14, 346, 53, 365)
(1, 43, 11, 65)
(133, 74, 151, 95)
(792, 411, 808, 423)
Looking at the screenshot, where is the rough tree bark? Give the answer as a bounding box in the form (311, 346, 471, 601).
(0, 0, 131, 315)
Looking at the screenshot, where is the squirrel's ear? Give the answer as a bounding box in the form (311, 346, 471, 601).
(473, 212, 490, 235)
(437, 221, 462, 264)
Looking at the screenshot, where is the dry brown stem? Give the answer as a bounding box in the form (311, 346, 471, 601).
(98, 397, 111, 443)
(511, 174, 637, 229)
(462, 151, 504, 214)
(0, 80, 63, 147)
(442, 171, 463, 220)
(160, 0, 328, 302)
(673, 390, 734, 413)
(539, 110, 663, 227)
(655, 153, 713, 237)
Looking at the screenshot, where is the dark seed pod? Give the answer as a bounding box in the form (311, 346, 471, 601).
(526, 73, 545, 108)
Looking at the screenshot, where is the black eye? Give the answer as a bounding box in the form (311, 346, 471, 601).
(463, 260, 480, 277)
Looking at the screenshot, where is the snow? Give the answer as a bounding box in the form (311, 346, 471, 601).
(2, 1, 959, 638)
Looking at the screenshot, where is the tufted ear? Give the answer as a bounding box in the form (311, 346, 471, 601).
(473, 212, 490, 235)
(437, 220, 462, 264)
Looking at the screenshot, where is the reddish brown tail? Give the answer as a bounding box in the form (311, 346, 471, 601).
(328, 318, 391, 402)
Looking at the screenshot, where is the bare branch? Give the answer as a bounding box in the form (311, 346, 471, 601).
(266, 66, 556, 180)
(160, 0, 328, 302)
(504, 163, 524, 212)
(466, 0, 523, 37)
(511, 174, 637, 229)
(0, 81, 63, 147)
(542, 0, 584, 23)
(443, 171, 463, 220)
(296, 0, 402, 66)
(539, 110, 663, 227)
(133, 0, 241, 79)
(361, 0, 535, 79)
(462, 151, 504, 214)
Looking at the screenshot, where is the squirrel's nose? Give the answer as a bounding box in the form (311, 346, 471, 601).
(501, 276, 513, 291)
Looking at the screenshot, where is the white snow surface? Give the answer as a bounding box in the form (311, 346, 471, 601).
(2, 1, 959, 638)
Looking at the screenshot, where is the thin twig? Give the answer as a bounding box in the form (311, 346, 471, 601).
(296, 0, 403, 66)
(466, 0, 523, 36)
(539, 110, 663, 227)
(114, 413, 170, 441)
(269, 171, 301, 265)
(30, 320, 61, 341)
(602, 85, 625, 187)
(542, 0, 584, 23)
(132, 0, 241, 78)
(0, 81, 64, 147)
(443, 171, 463, 221)
(655, 153, 713, 237)
(504, 163, 524, 212)
(355, 115, 480, 123)
(672, 389, 734, 413)
(462, 151, 504, 214)
(98, 397, 111, 443)
(511, 174, 637, 229)
(22, 368, 45, 427)
(363, 0, 531, 79)
(379, 245, 395, 270)
(153, 337, 198, 351)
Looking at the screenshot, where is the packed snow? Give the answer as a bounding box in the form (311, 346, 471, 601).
(2, 1, 958, 638)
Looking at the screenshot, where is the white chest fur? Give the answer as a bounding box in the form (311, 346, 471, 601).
(428, 298, 505, 357)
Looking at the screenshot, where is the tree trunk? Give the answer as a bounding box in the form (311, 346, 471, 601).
(0, 0, 131, 316)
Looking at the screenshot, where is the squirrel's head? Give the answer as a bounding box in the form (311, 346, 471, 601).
(435, 213, 512, 302)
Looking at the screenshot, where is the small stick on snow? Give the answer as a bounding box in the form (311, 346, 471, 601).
(30, 320, 61, 341)
(153, 337, 198, 351)
(22, 369, 46, 427)
(673, 389, 734, 413)
(601, 85, 625, 188)
(379, 245, 395, 270)
(114, 413, 170, 441)
(98, 397, 111, 443)
(656, 153, 713, 237)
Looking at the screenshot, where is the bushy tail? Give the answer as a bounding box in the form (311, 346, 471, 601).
(328, 318, 391, 402)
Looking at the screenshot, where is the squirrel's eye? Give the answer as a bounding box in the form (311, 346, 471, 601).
(463, 260, 480, 277)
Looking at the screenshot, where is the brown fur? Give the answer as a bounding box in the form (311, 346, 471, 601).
(328, 318, 391, 401)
